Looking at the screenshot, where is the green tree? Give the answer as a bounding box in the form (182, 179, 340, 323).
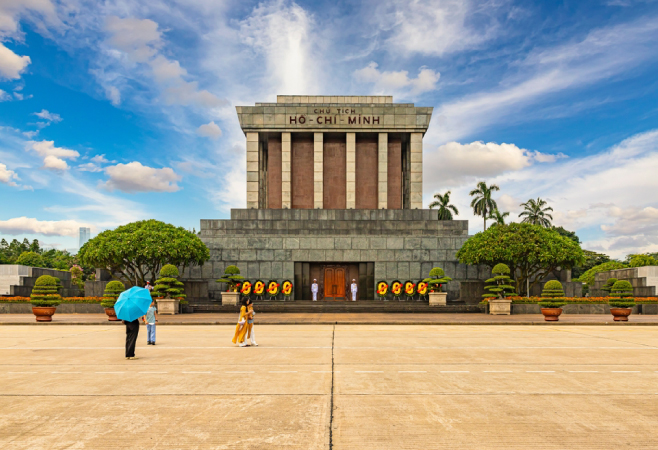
(469, 181, 499, 230)
(551, 226, 580, 244)
(78, 220, 210, 287)
(16, 251, 45, 268)
(628, 254, 658, 267)
(576, 261, 627, 287)
(519, 198, 553, 227)
(456, 223, 584, 295)
(488, 209, 510, 226)
(572, 250, 610, 280)
(429, 191, 459, 220)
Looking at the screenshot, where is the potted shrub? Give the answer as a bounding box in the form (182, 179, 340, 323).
(217, 265, 244, 306)
(482, 263, 515, 314)
(609, 280, 635, 321)
(101, 280, 125, 321)
(30, 275, 62, 322)
(425, 267, 452, 306)
(281, 280, 293, 301)
(376, 281, 388, 300)
(267, 280, 280, 301)
(404, 281, 416, 301)
(538, 280, 567, 321)
(153, 264, 186, 315)
(391, 280, 403, 301)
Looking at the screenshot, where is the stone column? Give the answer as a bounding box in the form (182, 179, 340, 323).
(410, 132, 423, 209)
(282, 132, 291, 209)
(314, 132, 323, 209)
(346, 133, 356, 209)
(378, 133, 388, 209)
(246, 132, 259, 209)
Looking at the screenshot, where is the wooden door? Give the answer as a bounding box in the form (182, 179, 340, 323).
(324, 267, 346, 300)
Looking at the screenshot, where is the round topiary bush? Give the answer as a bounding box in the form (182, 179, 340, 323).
(224, 265, 240, 275)
(491, 263, 510, 275)
(160, 264, 180, 278)
(216, 265, 244, 292)
(541, 280, 565, 298)
(429, 267, 445, 278)
(609, 280, 635, 308)
(101, 280, 125, 308)
(30, 275, 61, 307)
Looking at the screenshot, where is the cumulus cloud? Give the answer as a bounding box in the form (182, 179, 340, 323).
(424, 141, 564, 187)
(0, 217, 90, 237)
(0, 43, 31, 79)
(354, 62, 440, 96)
(0, 162, 19, 186)
(27, 140, 80, 171)
(103, 16, 226, 108)
(102, 161, 181, 193)
(196, 121, 222, 139)
(33, 109, 62, 122)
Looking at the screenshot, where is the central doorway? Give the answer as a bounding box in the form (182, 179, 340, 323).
(324, 266, 346, 300)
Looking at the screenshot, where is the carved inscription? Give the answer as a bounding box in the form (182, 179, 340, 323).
(288, 107, 381, 126)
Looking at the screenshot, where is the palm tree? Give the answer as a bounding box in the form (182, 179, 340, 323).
(429, 191, 459, 220)
(469, 181, 500, 230)
(519, 197, 553, 227)
(488, 209, 510, 226)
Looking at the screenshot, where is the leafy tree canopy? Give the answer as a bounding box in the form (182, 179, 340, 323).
(0, 238, 79, 271)
(551, 226, 580, 244)
(576, 261, 626, 286)
(78, 220, 210, 287)
(429, 191, 459, 220)
(572, 250, 611, 280)
(456, 223, 584, 295)
(628, 254, 658, 268)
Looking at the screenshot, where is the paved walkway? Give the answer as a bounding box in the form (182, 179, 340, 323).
(2, 312, 658, 325)
(1, 324, 657, 449)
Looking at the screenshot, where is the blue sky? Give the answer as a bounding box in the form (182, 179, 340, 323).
(0, 0, 657, 258)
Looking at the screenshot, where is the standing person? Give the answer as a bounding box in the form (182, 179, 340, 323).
(145, 281, 153, 292)
(246, 299, 258, 347)
(142, 299, 158, 345)
(123, 318, 140, 359)
(232, 299, 249, 347)
(311, 279, 319, 301)
(351, 279, 358, 302)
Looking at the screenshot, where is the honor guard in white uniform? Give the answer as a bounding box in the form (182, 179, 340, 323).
(311, 279, 319, 301)
(351, 279, 358, 302)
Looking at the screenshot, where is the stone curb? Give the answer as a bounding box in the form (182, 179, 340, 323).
(2, 321, 657, 326)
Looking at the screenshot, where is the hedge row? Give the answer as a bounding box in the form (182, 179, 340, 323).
(481, 296, 658, 304)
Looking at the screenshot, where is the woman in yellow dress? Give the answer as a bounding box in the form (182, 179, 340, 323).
(245, 299, 258, 346)
(232, 299, 249, 347)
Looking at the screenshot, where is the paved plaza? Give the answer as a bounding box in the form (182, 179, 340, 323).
(2, 324, 658, 449)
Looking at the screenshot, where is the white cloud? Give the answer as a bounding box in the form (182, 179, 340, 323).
(375, 0, 501, 56)
(0, 217, 91, 237)
(77, 162, 103, 172)
(239, 0, 318, 94)
(26, 140, 80, 171)
(0, 162, 18, 186)
(354, 62, 440, 96)
(430, 17, 658, 143)
(0, 89, 9, 101)
(0, 42, 30, 79)
(33, 109, 62, 122)
(424, 141, 563, 187)
(91, 154, 110, 164)
(102, 161, 181, 193)
(103, 16, 226, 109)
(0, 0, 60, 39)
(196, 121, 222, 139)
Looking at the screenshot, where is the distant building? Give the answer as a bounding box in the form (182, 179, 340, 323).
(79, 227, 91, 248)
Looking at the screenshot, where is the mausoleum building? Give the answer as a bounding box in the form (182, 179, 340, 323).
(184, 96, 487, 303)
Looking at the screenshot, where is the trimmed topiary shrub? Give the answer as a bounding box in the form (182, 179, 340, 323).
(216, 265, 244, 292)
(601, 278, 617, 294)
(609, 280, 635, 308)
(101, 280, 125, 308)
(541, 280, 565, 298)
(424, 267, 452, 292)
(153, 264, 186, 301)
(30, 275, 61, 307)
(482, 263, 515, 300)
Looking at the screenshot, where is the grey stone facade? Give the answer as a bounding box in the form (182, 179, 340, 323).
(181, 209, 488, 303)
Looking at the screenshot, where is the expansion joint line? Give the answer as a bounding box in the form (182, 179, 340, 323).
(329, 323, 335, 450)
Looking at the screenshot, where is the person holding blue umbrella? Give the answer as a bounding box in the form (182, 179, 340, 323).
(114, 286, 153, 360)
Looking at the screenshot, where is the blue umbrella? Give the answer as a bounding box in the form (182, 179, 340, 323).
(115, 286, 153, 322)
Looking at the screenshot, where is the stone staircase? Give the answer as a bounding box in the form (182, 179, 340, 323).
(591, 266, 658, 297)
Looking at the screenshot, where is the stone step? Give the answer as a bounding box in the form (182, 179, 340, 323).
(189, 301, 481, 314)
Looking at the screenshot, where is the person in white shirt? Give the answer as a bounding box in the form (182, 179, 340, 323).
(351, 279, 358, 302)
(311, 279, 319, 301)
(145, 281, 153, 292)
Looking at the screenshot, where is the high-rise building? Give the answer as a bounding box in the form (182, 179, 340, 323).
(79, 227, 91, 248)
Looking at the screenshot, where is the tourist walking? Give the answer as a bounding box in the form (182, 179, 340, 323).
(246, 299, 258, 346)
(123, 318, 140, 359)
(232, 299, 249, 347)
(142, 299, 158, 345)
(311, 279, 319, 301)
(351, 279, 358, 301)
